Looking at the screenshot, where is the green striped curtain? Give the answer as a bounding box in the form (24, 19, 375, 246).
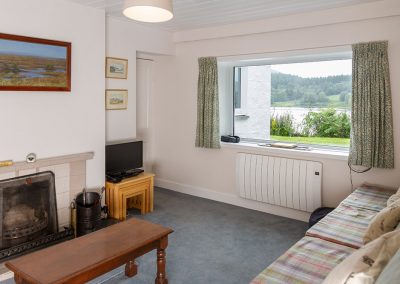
(195, 57, 220, 149)
(349, 41, 394, 168)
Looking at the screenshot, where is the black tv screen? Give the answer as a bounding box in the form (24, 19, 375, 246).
(106, 141, 143, 174)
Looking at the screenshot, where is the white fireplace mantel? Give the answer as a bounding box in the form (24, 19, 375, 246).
(0, 152, 94, 229)
(0, 152, 94, 174)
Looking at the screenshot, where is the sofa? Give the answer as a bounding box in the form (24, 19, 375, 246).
(251, 185, 399, 284)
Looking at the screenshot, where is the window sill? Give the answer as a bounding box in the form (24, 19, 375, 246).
(220, 142, 349, 161)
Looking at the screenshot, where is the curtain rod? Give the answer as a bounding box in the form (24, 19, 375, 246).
(214, 40, 389, 58)
(215, 40, 388, 59)
(216, 43, 352, 59)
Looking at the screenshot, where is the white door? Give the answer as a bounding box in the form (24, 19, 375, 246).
(136, 58, 154, 172)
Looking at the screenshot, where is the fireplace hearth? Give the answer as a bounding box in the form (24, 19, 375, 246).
(0, 171, 73, 261)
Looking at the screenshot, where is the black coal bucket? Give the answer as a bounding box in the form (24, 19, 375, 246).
(76, 191, 102, 236)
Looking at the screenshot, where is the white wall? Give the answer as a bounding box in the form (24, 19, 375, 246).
(0, 0, 106, 187)
(106, 18, 174, 142)
(152, 3, 400, 220)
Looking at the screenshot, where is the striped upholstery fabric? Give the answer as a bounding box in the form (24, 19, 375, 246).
(306, 185, 393, 249)
(306, 204, 375, 248)
(251, 186, 394, 284)
(341, 185, 393, 212)
(250, 237, 355, 284)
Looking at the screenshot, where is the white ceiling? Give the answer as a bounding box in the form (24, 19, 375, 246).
(67, 0, 380, 31)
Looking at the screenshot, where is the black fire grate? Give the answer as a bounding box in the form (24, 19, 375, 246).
(0, 171, 65, 261)
(0, 227, 74, 261)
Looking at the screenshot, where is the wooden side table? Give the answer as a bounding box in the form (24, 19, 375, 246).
(106, 173, 155, 220)
(121, 189, 146, 218)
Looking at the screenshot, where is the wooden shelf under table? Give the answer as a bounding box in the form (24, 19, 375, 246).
(106, 172, 155, 220)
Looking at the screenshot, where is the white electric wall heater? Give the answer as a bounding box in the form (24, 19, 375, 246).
(236, 153, 322, 212)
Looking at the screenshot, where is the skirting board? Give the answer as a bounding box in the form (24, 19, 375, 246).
(155, 178, 311, 222)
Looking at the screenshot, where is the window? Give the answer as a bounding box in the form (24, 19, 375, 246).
(225, 53, 352, 148)
(233, 67, 248, 115)
(234, 67, 241, 109)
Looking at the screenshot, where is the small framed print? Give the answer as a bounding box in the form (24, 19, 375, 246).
(106, 89, 128, 110)
(106, 57, 128, 79)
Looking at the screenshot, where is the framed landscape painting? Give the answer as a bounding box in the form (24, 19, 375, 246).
(106, 89, 128, 110)
(106, 57, 128, 79)
(0, 33, 71, 91)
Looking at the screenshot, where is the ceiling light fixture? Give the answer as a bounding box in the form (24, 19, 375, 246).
(123, 0, 174, 23)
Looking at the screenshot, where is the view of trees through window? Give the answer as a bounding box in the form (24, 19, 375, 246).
(233, 59, 352, 148)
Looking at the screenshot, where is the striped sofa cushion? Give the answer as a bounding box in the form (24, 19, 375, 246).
(250, 236, 355, 284)
(341, 185, 393, 212)
(306, 185, 393, 249)
(306, 203, 375, 248)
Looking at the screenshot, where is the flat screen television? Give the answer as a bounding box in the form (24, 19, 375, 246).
(106, 141, 143, 174)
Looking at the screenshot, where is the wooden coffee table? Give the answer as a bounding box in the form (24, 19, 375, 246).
(5, 218, 173, 284)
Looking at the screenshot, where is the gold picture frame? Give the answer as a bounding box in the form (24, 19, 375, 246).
(106, 57, 128, 79)
(106, 89, 128, 110)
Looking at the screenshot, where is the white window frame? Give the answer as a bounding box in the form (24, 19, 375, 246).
(218, 46, 353, 149)
(234, 67, 248, 116)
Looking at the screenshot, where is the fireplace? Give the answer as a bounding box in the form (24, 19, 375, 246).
(0, 171, 73, 261)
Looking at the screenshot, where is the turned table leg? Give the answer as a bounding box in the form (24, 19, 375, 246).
(125, 259, 138, 277)
(14, 274, 25, 284)
(155, 236, 168, 284)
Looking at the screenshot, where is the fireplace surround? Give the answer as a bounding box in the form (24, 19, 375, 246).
(0, 152, 94, 280)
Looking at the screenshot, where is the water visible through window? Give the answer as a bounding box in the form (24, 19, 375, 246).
(233, 59, 352, 148)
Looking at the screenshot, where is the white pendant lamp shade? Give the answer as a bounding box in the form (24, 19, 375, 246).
(123, 0, 173, 23)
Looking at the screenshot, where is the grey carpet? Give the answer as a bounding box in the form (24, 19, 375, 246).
(90, 187, 308, 284)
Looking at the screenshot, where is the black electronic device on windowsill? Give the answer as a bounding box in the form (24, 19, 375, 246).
(105, 141, 144, 183)
(221, 135, 240, 143)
